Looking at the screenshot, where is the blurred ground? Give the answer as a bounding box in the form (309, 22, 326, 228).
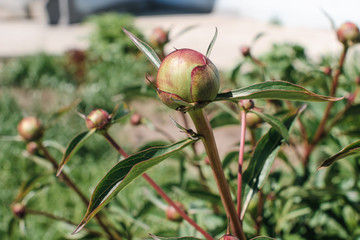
(0, 12, 344, 69)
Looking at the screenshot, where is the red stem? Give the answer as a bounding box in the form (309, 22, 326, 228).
(303, 46, 348, 166)
(237, 110, 246, 218)
(37, 142, 121, 240)
(102, 131, 214, 240)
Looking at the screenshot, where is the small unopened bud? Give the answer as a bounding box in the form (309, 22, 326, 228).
(336, 22, 360, 46)
(26, 141, 38, 155)
(246, 112, 262, 128)
(166, 202, 186, 222)
(85, 109, 110, 130)
(240, 46, 251, 57)
(156, 49, 220, 111)
(218, 234, 240, 240)
(17, 117, 44, 142)
(11, 203, 26, 219)
(149, 27, 169, 48)
(130, 113, 142, 126)
(240, 100, 254, 111)
(322, 66, 332, 76)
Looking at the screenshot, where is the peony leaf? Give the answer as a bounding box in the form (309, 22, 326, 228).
(206, 27, 218, 58)
(215, 80, 343, 102)
(123, 28, 161, 70)
(73, 138, 197, 235)
(57, 129, 96, 176)
(249, 110, 289, 142)
(318, 140, 360, 169)
(240, 106, 305, 220)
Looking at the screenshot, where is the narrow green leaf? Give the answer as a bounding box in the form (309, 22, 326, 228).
(215, 80, 343, 102)
(206, 27, 218, 58)
(57, 129, 96, 176)
(249, 110, 289, 142)
(110, 103, 130, 124)
(49, 99, 81, 123)
(123, 28, 161, 70)
(149, 234, 202, 240)
(73, 138, 197, 234)
(251, 32, 265, 45)
(171, 25, 197, 41)
(240, 106, 305, 219)
(230, 62, 243, 85)
(318, 140, 360, 169)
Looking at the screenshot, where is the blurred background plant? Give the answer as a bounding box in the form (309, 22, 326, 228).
(1, 11, 360, 240)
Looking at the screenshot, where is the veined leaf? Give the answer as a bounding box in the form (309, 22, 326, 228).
(123, 28, 161, 70)
(57, 129, 96, 176)
(215, 80, 343, 102)
(206, 27, 217, 58)
(249, 110, 289, 142)
(73, 138, 197, 234)
(240, 106, 305, 219)
(318, 140, 360, 169)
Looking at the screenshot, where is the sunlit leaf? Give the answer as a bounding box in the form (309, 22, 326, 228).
(215, 80, 343, 102)
(318, 140, 360, 169)
(240, 106, 305, 219)
(123, 28, 161, 70)
(73, 138, 197, 234)
(57, 129, 96, 176)
(249, 110, 289, 142)
(206, 27, 217, 58)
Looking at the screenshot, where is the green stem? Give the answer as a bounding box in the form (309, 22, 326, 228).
(102, 132, 214, 240)
(189, 109, 245, 239)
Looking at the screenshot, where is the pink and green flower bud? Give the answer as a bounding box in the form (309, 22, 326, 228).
(336, 22, 360, 46)
(26, 141, 38, 155)
(11, 203, 26, 219)
(85, 109, 110, 130)
(156, 49, 220, 111)
(166, 202, 186, 222)
(17, 117, 44, 142)
(149, 27, 169, 48)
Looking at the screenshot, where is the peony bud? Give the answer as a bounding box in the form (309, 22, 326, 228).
(240, 100, 254, 111)
(240, 46, 251, 57)
(11, 203, 26, 219)
(166, 202, 186, 222)
(156, 49, 220, 111)
(130, 113, 142, 126)
(336, 22, 360, 46)
(149, 27, 169, 48)
(246, 112, 262, 128)
(85, 109, 110, 130)
(26, 141, 38, 155)
(17, 117, 44, 142)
